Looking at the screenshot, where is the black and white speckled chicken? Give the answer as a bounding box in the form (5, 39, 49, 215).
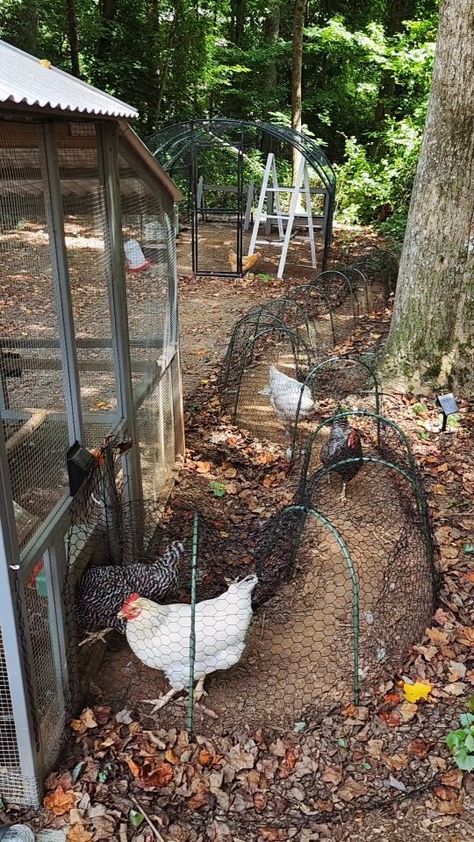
(75, 541, 184, 645)
(320, 418, 363, 502)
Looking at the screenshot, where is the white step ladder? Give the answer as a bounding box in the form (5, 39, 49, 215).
(248, 153, 317, 279)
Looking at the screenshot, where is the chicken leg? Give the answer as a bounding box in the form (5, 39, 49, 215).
(78, 628, 114, 647)
(143, 676, 207, 713)
(143, 687, 181, 713)
(194, 676, 208, 702)
(340, 482, 347, 503)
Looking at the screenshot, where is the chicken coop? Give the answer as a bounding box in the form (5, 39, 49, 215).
(0, 40, 184, 806)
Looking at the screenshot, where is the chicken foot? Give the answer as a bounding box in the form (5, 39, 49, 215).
(78, 628, 114, 647)
(340, 482, 347, 503)
(143, 686, 181, 713)
(143, 677, 208, 713)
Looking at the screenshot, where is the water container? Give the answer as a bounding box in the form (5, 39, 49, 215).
(123, 238, 149, 272)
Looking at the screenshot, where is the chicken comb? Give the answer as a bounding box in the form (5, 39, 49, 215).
(123, 592, 140, 608)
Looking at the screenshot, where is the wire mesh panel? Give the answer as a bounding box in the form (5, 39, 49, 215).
(289, 357, 382, 469)
(0, 624, 23, 801)
(303, 455, 434, 694)
(22, 560, 66, 770)
(228, 326, 314, 446)
(0, 122, 72, 549)
(55, 123, 119, 447)
(118, 152, 179, 498)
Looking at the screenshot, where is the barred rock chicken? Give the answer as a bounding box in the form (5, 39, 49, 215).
(320, 418, 363, 502)
(118, 573, 258, 711)
(76, 541, 184, 646)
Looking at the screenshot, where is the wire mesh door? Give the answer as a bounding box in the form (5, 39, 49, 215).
(191, 123, 245, 276)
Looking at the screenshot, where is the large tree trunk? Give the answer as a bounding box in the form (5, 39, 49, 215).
(65, 0, 80, 77)
(384, 0, 474, 392)
(291, 0, 307, 182)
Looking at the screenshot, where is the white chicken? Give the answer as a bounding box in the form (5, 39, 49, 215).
(264, 365, 318, 458)
(117, 573, 258, 711)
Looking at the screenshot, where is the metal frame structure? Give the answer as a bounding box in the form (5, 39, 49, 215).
(0, 91, 184, 805)
(146, 119, 336, 277)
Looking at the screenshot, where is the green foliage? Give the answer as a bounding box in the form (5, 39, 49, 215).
(209, 480, 227, 498)
(0, 0, 439, 233)
(446, 710, 474, 772)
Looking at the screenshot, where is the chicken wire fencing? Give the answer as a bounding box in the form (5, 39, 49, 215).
(69, 465, 435, 736)
(0, 116, 182, 806)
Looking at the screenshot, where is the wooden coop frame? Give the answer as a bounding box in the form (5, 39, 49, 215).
(0, 40, 184, 806)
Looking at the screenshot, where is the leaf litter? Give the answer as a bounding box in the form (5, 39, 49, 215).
(3, 251, 474, 839)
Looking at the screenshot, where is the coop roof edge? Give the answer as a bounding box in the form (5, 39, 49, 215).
(0, 39, 138, 119)
(119, 121, 183, 203)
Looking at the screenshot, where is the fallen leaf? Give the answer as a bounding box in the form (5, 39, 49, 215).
(321, 766, 343, 786)
(378, 710, 401, 727)
(125, 757, 140, 778)
(384, 775, 407, 792)
(67, 826, 93, 842)
(399, 702, 418, 722)
(70, 708, 97, 735)
(427, 628, 449, 644)
(44, 786, 75, 816)
(337, 777, 368, 801)
(198, 748, 221, 767)
(278, 746, 300, 779)
(444, 681, 466, 696)
(253, 792, 267, 812)
(447, 661, 467, 682)
(195, 461, 212, 474)
(403, 681, 432, 703)
(441, 769, 463, 789)
(408, 739, 429, 759)
(433, 798, 464, 815)
(139, 760, 174, 788)
(385, 754, 408, 771)
(434, 785, 459, 802)
(458, 627, 474, 646)
(366, 740, 384, 759)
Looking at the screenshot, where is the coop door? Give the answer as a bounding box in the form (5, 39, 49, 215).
(192, 139, 244, 276)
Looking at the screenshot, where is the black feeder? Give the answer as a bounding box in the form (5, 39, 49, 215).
(436, 393, 459, 431)
(67, 442, 95, 496)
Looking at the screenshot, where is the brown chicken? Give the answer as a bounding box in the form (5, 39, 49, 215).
(228, 249, 261, 274)
(320, 418, 363, 502)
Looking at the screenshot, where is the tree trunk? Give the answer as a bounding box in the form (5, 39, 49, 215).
(384, 0, 474, 392)
(97, 0, 117, 61)
(374, 0, 414, 129)
(291, 0, 307, 182)
(262, 0, 280, 118)
(65, 0, 80, 77)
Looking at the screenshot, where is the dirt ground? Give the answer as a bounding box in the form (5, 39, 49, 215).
(92, 225, 429, 736)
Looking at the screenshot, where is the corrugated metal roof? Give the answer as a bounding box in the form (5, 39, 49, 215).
(0, 40, 138, 119)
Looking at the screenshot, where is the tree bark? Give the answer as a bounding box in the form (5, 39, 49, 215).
(384, 0, 474, 392)
(291, 0, 307, 182)
(262, 0, 280, 116)
(65, 0, 80, 77)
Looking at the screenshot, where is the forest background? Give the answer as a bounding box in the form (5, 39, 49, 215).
(0, 0, 438, 247)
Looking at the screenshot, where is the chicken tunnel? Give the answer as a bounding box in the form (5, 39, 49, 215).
(0, 41, 184, 807)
